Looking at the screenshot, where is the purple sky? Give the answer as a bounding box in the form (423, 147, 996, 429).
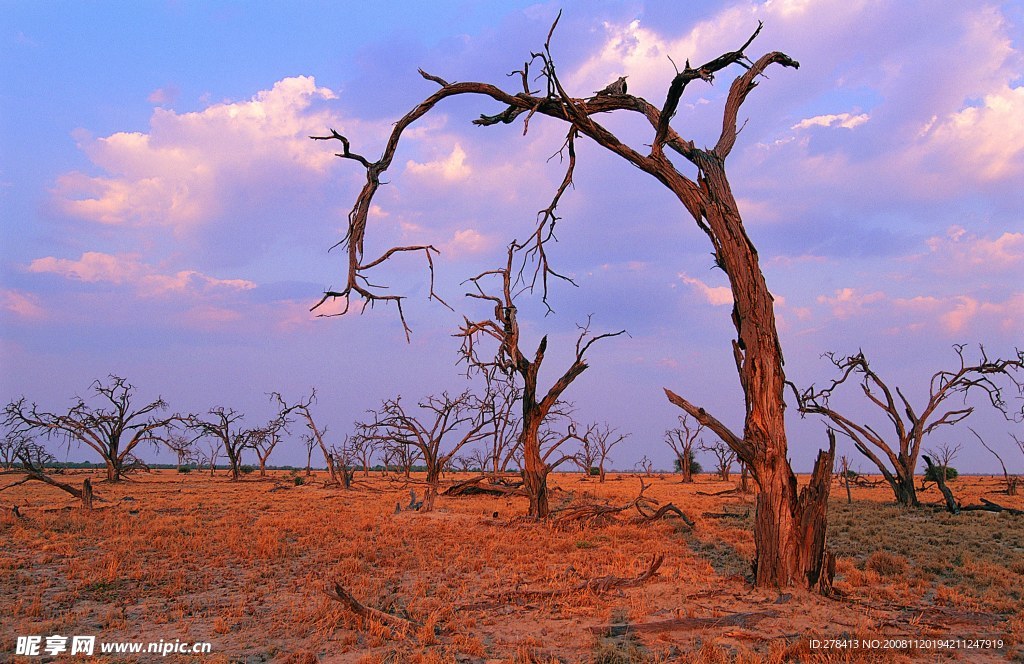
(2, 1, 1022, 473)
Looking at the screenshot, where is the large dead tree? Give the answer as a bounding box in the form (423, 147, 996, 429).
(457, 241, 623, 517)
(794, 346, 1023, 507)
(359, 391, 490, 510)
(313, 17, 837, 588)
(665, 413, 703, 483)
(5, 376, 180, 482)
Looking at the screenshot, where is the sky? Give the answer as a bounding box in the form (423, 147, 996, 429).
(2, 0, 1023, 474)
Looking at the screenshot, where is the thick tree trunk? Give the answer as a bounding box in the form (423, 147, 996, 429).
(105, 461, 119, 482)
(259, 459, 267, 477)
(521, 410, 549, 518)
(423, 467, 439, 512)
(890, 469, 919, 507)
(665, 159, 834, 590)
(82, 478, 94, 509)
(681, 453, 692, 483)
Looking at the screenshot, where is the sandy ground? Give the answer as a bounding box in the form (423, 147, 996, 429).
(1, 469, 1022, 662)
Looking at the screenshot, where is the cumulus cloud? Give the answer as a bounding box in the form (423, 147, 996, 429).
(53, 76, 344, 230)
(28, 252, 255, 296)
(914, 85, 1024, 182)
(406, 143, 471, 181)
(678, 273, 732, 306)
(817, 288, 885, 320)
(923, 225, 1024, 273)
(791, 112, 869, 130)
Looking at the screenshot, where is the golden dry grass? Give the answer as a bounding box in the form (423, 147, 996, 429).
(1, 470, 1021, 662)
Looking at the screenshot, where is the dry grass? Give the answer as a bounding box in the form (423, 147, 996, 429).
(1, 470, 1021, 662)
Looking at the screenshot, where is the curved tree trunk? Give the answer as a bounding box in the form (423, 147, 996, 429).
(521, 415, 549, 518)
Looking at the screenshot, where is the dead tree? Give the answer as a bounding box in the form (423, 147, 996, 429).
(702, 440, 736, 481)
(188, 408, 248, 481)
(246, 420, 286, 477)
(302, 434, 316, 476)
(5, 376, 180, 482)
(313, 17, 838, 588)
(0, 429, 32, 470)
(349, 433, 376, 477)
(273, 390, 339, 485)
(481, 376, 522, 475)
(924, 441, 961, 485)
(971, 428, 1017, 496)
(197, 438, 223, 476)
(359, 391, 491, 511)
(794, 346, 1024, 507)
(328, 438, 357, 489)
(586, 423, 627, 483)
(575, 430, 600, 478)
(665, 414, 703, 483)
(838, 455, 853, 504)
(457, 241, 623, 517)
(0, 444, 95, 509)
(164, 434, 196, 472)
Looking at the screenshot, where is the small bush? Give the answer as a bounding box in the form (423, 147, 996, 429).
(840, 469, 858, 479)
(924, 465, 958, 482)
(240, 465, 255, 475)
(865, 550, 909, 577)
(177, 466, 192, 474)
(293, 476, 304, 486)
(588, 466, 600, 476)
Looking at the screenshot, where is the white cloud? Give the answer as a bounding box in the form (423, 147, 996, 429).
(817, 287, 885, 320)
(53, 76, 344, 230)
(919, 85, 1024, 181)
(923, 226, 1024, 273)
(406, 143, 471, 181)
(28, 252, 254, 297)
(678, 273, 732, 306)
(792, 112, 869, 130)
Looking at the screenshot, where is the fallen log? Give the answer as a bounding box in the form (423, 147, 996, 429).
(0, 470, 98, 509)
(960, 498, 1024, 516)
(324, 582, 418, 635)
(481, 554, 665, 602)
(442, 474, 526, 497)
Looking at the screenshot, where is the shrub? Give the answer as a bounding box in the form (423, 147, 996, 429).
(840, 469, 858, 479)
(177, 466, 192, 474)
(924, 465, 958, 482)
(294, 476, 305, 486)
(865, 550, 909, 577)
(588, 466, 600, 476)
(672, 451, 703, 475)
(240, 465, 255, 475)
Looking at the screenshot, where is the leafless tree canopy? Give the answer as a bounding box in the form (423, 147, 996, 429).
(313, 15, 841, 589)
(794, 345, 1024, 507)
(188, 407, 248, 481)
(5, 375, 181, 482)
(358, 390, 491, 510)
(665, 413, 704, 483)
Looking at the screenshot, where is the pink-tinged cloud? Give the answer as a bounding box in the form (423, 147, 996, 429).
(1, 289, 46, 320)
(791, 112, 869, 130)
(443, 228, 493, 257)
(678, 273, 732, 306)
(52, 76, 344, 230)
(923, 226, 1024, 273)
(817, 288, 885, 320)
(147, 85, 179, 106)
(27, 252, 255, 296)
(919, 84, 1024, 182)
(405, 143, 471, 181)
(29, 251, 142, 283)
